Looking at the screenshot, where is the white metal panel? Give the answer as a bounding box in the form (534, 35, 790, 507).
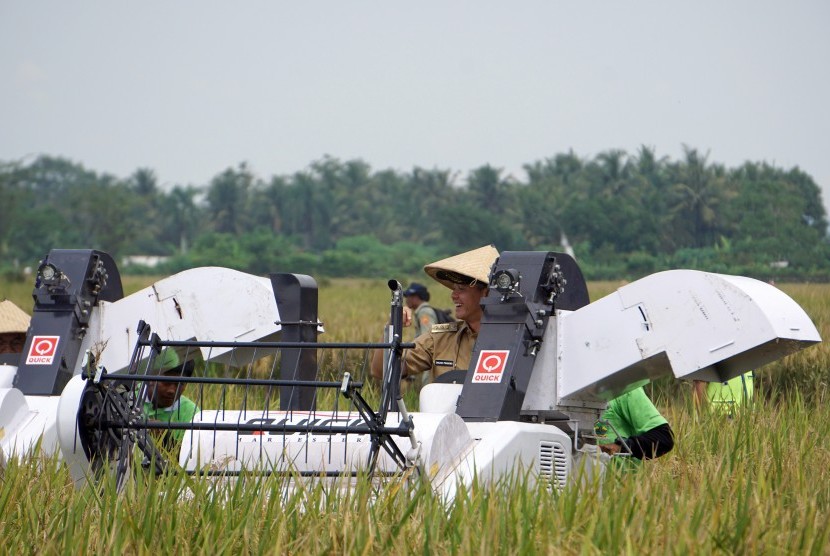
(419, 383, 463, 414)
(178, 410, 465, 477)
(522, 319, 559, 411)
(438, 421, 572, 501)
(557, 290, 658, 402)
(0, 389, 61, 463)
(78, 267, 282, 374)
(558, 270, 821, 402)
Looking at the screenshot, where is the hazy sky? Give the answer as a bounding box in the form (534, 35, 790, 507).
(3, 2, 829, 215)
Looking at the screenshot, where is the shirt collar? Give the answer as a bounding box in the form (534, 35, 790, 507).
(146, 398, 181, 413)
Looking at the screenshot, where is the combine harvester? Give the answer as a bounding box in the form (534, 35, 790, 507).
(0, 249, 821, 498)
(0, 249, 283, 466)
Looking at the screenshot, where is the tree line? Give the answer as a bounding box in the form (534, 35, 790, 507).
(1, 146, 828, 281)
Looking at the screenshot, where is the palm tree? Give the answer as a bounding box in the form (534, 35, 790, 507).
(206, 164, 254, 235)
(129, 168, 158, 197)
(164, 186, 202, 254)
(666, 146, 734, 248)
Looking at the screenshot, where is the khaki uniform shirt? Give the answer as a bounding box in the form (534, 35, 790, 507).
(402, 321, 477, 380)
(413, 303, 438, 337)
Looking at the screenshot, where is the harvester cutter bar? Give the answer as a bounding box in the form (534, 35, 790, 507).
(184, 470, 401, 478)
(106, 420, 411, 437)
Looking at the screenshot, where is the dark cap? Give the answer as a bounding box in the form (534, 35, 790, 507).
(403, 282, 430, 301)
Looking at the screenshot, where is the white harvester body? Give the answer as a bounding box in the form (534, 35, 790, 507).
(2, 259, 283, 464)
(1, 249, 822, 498)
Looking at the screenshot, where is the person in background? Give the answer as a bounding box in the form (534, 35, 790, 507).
(0, 299, 30, 365)
(371, 245, 499, 382)
(0, 300, 32, 388)
(594, 386, 675, 460)
(403, 282, 438, 338)
(143, 349, 200, 448)
(693, 372, 754, 417)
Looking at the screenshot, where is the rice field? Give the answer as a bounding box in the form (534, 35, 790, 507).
(1, 276, 829, 554)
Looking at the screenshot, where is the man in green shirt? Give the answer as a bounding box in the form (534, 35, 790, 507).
(594, 386, 675, 460)
(693, 372, 754, 417)
(143, 350, 200, 448)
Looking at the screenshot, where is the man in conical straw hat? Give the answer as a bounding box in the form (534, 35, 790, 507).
(0, 299, 31, 364)
(371, 245, 499, 382)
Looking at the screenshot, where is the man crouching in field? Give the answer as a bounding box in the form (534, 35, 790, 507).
(143, 350, 200, 450)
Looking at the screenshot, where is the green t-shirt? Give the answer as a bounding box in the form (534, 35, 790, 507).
(706, 372, 754, 415)
(143, 396, 200, 443)
(595, 387, 667, 445)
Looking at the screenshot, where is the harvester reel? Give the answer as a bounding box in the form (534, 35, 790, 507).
(76, 379, 165, 491)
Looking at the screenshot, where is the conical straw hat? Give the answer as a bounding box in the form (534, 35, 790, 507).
(0, 300, 31, 334)
(424, 245, 500, 290)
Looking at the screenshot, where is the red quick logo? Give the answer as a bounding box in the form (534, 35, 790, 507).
(26, 336, 60, 365)
(472, 350, 509, 384)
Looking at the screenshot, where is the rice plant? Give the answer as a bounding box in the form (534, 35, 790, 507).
(1, 278, 828, 554)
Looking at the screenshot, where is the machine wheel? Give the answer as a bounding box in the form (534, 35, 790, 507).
(75, 380, 166, 491)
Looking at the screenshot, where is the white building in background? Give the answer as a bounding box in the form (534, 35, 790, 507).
(122, 255, 170, 268)
(561, 232, 575, 259)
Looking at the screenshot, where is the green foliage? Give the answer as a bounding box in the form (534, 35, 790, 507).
(1, 150, 829, 280)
